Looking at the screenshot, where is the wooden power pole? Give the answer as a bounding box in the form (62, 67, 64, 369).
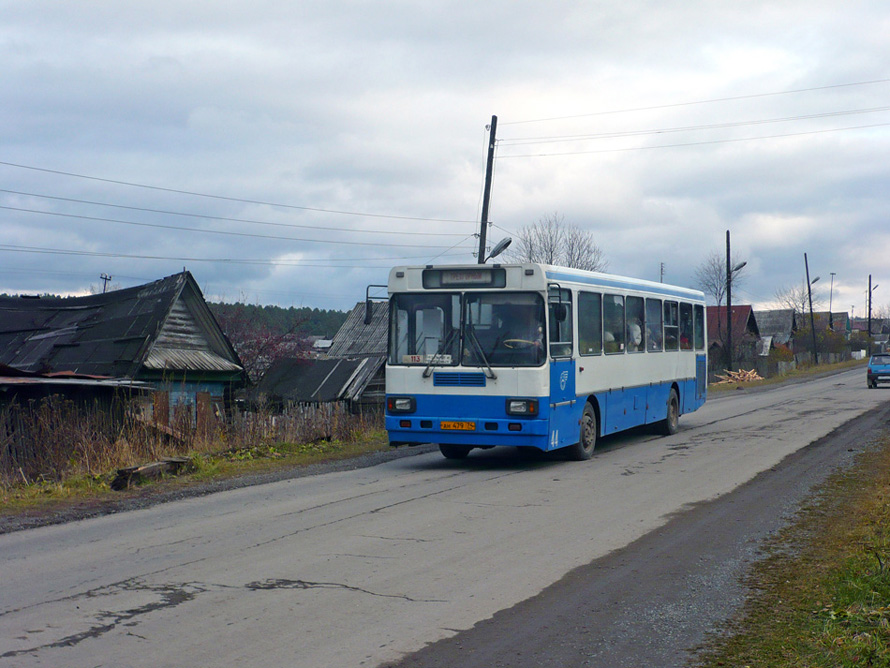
(477, 115, 497, 263)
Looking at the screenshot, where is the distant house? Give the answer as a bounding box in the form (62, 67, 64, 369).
(0, 271, 245, 417)
(812, 311, 851, 336)
(327, 301, 388, 358)
(706, 305, 760, 372)
(753, 309, 796, 348)
(252, 300, 389, 412)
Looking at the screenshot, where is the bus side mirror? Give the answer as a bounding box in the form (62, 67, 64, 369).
(552, 304, 567, 322)
(364, 299, 373, 325)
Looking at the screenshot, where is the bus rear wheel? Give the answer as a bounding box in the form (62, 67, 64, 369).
(660, 388, 680, 436)
(566, 403, 597, 461)
(439, 444, 472, 459)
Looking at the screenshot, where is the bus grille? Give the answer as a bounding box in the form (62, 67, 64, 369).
(433, 372, 486, 387)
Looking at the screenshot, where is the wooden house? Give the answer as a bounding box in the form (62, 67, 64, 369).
(0, 271, 245, 418)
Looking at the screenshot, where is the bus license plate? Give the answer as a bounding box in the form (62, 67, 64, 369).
(441, 421, 475, 431)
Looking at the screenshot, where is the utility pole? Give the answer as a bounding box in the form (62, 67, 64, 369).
(477, 115, 497, 264)
(828, 272, 836, 330)
(805, 253, 818, 365)
(659, 262, 665, 282)
(725, 231, 732, 372)
(868, 274, 873, 356)
(100, 273, 112, 293)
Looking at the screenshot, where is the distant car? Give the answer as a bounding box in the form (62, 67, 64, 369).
(867, 354, 890, 388)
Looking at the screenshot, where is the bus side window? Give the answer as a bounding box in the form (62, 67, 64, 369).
(679, 303, 693, 350)
(694, 304, 705, 350)
(604, 294, 625, 354)
(664, 301, 679, 350)
(626, 296, 645, 352)
(548, 288, 573, 358)
(646, 298, 663, 351)
(578, 291, 602, 355)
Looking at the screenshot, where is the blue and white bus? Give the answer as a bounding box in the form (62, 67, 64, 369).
(385, 263, 707, 460)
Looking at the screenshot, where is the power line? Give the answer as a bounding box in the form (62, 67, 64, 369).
(502, 78, 890, 125)
(0, 243, 469, 267)
(0, 205, 477, 250)
(497, 121, 890, 159)
(499, 105, 890, 147)
(0, 160, 476, 224)
(0, 189, 469, 237)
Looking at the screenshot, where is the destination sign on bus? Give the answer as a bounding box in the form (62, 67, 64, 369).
(441, 269, 491, 285)
(422, 267, 506, 289)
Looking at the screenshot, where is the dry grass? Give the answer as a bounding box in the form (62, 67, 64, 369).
(694, 434, 890, 667)
(0, 395, 384, 503)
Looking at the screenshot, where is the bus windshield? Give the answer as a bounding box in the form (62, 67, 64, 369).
(464, 293, 545, 367)
(389, 292, 545, 367)
(389, 293, 460, 366)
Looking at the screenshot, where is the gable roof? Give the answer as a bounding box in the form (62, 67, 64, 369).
(753, 309, 796, 345)
(706, 305, 759, 347)
(0, 272, 243, 380)
(327, 301, 388, 358)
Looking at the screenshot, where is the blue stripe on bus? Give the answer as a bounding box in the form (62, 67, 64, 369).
(386, 378, 705, 451)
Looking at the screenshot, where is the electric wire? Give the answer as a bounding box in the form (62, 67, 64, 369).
(499, 105, 890, 147)
(0, 189, 469, 237)
(502, 78, 890, 125)
(497, 121, 890, 158)
(0, 243, 468, 266)
(0, 160, 476, 224)
(0, 205, 476, 250)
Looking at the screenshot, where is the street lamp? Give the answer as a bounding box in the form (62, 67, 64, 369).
(805, 252, 819, 365)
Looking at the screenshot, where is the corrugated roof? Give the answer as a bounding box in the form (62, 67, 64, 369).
(143, 349, 243, 373)
(327, 301, 388, 358)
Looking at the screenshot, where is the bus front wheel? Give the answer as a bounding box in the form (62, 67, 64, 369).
(566, 403, 597, 461)
(439, 444, 472, 459)
(660, 388, 680, 436)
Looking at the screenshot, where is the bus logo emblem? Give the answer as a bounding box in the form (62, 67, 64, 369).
(559, 370, 569, 391)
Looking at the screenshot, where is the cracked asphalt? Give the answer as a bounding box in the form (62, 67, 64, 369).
(1, 368, 886, 668)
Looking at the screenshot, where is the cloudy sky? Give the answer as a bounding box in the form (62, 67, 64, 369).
(2, 1, 888, 318)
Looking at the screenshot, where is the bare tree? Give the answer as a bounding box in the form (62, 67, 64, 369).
(694, 251, 747, 306)
(505, 213, 608, 271)
(772, 281, 824, 316)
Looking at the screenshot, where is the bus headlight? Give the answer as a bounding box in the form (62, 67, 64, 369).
(387, 396, 416, 414)
(506, 399, 538, 416)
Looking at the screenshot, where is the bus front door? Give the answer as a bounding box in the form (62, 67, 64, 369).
(548, 358, 578, 450)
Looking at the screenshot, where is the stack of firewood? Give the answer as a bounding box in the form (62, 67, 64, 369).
(713, 369, 764, 384)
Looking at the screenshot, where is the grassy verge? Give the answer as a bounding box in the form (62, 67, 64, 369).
(694, 432, 890, 667)
(0, 430, 391, 514)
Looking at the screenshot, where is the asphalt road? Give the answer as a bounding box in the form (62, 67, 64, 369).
(1, 368, 887, 668)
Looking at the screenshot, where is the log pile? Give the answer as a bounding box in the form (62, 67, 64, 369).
(713, 369, 764, 384)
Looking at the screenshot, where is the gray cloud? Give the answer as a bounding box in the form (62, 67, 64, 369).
(1, 0, 888, 317)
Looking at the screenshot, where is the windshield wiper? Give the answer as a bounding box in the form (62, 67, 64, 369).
(464, 325, 497, 380)
(422, 328, 458, 378)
